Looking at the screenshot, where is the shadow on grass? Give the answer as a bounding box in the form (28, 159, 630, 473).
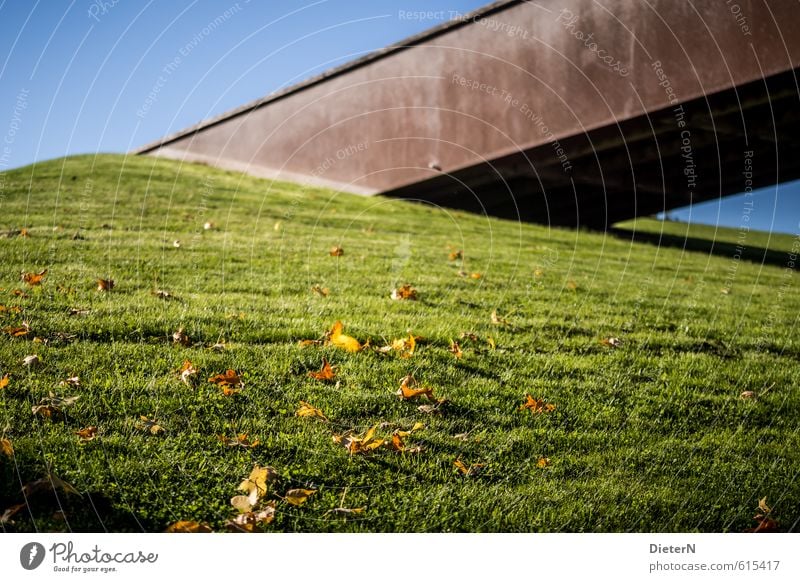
(608, 227, 795, 270)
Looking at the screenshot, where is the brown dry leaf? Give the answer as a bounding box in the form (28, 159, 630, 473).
(178, 360, 197, 385)
(59, 376, 81, 388)
(308, 358, 336, 381)
(326, 321, 361, 352)
(449, 340, 463, 359)
(329, 245, 344, 257)
(21, 269, 47, 286)
(0, 438, 13, 458)
(0, 374, 9, 389)
(22, 354, 40, 367)
(333, 424, 385, 455)
(519, 394, 556, 415)
(600, 337, 622, 348)
(68, 307, 91, 316)
(740, 390, 757, 399)
(396, 375, 437, 401)
(746, 515, 778, 532)
(448, 249, 463, 261)
(32, 393, 79, 418)
(218, 433, 260, 448)
(283, 488, 316, 506)
(536, 457, 551, 468)
(454, 458, 485, 477)
(165, 520, 212, 533)
(311, 284, 329, 297)
(0, 305, 22, 314)
(75, 426, 98, 442)
(490, 309, 509, 326)
(296, 400, 328, 422)
(391, 284, 418, 301)
(172, 328, 190, 346)
(96, 278, 115, 292)
(227, 503, 276, 532)
(136, 415, 164, 435)
(222, 386, 241, 396)
(208, 369, 243, 388)
(4, 323, 30, 337)
(417, 402, 443, 414)
(758, 497, 771, 515)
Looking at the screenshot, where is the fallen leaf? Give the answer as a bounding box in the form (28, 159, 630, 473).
(747, 514, 778, 533)
(68, 308, 91, 316)
(165, 520, 212, 533)
(311, 284, 329, 297)
(448, 249, 463, 261)
(417, 402, 443, 414)
(396, 375, 437, 401)
(449, 340, 463, 359)
(391, 284, 418, 301)
(238, 465, 278, 501)
(4, 323, 30, 337)
(299, 339, 323, 347)
(740, 390, 757, 399)
(454, 458, 485, 477)
(153, 289, 175, 300)
(22, 354, 40, 367)
(0, 374, 8, 389)
(222, 386, 241, 396)
(491, 309, 509, 326)
(19, 228, 30, 238)
(308, 358, 336, 381)
(31, 393, 80, 419)
(519, 395, 556, 415)
(326, 321, 361, 352)
(325, 506, 365, 516)
(218, 433, 260, 448)
(75, 426, 98, 442)
(176, 360, 197, 386)
(284, 488, 316, 506)
(11, 289, 28, 297)
(0, 439, 13, 458)
(208, 369, 243, 388)
(21, 269, 47, 286)
(226, 503, 276, 532)
(136, 415, 164, 435)
(96, 278, 115, 292)
(172, 328, 190, 346)
(758, 496, 771, 515)
(333, 425, 385, 455)
(296, 400, 328, 422)
(329, 245, 344, 257)
(378, 334, 417, 358)
(536, 457, 550, 468)
(600, 337, 622, 348)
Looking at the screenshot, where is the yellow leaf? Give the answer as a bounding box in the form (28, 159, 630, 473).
(296, 401, 328, 422)
(327, 321, 361, 352)
(758, 497, 771, 515)
(396, 375, 437, 401)
(137, 416, 164, 435)
(449, 340, 463, 359)
(218, 433, 259, 448)
(165, 520, 212, 533)
(238, 465, 278, 500)
(454, 458, 485, 477)
(284, 488, 316, 506)
(536, 457, 550, 468)
(0, 438, 13, 458)
(0, 374, 8, 389)
(308, 358, 336, 381)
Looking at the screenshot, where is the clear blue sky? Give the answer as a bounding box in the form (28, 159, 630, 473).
(0, 0, 797, 234)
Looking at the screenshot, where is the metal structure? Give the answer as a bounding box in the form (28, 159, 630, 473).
(135, 0, 800, 227)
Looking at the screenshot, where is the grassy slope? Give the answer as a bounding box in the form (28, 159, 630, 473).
(0, 154, 798, 532)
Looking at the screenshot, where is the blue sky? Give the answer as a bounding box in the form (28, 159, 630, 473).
(0, 0, 797, 234)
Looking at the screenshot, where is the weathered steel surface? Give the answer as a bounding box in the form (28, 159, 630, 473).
(136, 0, 800, 227)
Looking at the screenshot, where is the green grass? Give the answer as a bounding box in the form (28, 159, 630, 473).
(1, 154, 798, 532)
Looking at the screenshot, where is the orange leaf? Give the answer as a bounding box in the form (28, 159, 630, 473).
(519, 394, 556, 415)
(0, 374, 8, 389)
(3, 323, 30, 337)
(308, 358, 336, 381)
(448, 249, 463, 261)
(165, 520, 212, 533)
(327, 321, 361, 352)
(396, 375, 437, 401)
(21, 269, 47, 286)
(329, 246, 344, 257)
(454, 458, 485, 477)
(96, 278, 115, 292)
(222, 386, 241, 396)
(75, 426, 98, 442)
(179, 360, 197, 385)
(391, 284, 418, 301)
(536, 457, 550, 468)
(0, 438, 13, 458)
(449, 341, 463, 359)
(208, 369, 243, 387)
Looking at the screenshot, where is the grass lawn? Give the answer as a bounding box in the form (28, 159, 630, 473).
(1, 154, 798, 532)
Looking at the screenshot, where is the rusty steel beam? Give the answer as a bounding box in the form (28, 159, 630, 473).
(135, 0, 800, 228)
